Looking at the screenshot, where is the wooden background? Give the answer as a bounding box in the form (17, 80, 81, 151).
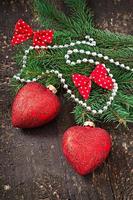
(0, 0, 133, 199)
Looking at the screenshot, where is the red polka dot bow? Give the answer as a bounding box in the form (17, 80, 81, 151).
(11, 19, 54, 47)
(72, 64, 113, 100)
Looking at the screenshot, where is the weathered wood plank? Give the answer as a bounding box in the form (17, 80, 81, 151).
(0, 0, 133, 200)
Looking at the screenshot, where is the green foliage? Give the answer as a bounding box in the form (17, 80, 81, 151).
(12, 0, 133, 126)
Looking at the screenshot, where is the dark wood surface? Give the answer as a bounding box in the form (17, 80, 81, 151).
(0, 1, 133, 199)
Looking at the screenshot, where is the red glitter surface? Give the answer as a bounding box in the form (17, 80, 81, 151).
(62, 126, 111, 175)
(12, 82, 61, 128)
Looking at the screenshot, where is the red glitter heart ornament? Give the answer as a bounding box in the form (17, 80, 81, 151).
(12, 82, 61, 128)
(62, 126, 111, 175)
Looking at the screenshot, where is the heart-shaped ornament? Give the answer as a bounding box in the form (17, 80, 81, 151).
(12, 82, 61, 128)
(62, 126, 111, 175)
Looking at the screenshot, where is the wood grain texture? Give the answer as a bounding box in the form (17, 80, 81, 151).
(0, 0, 133, 199)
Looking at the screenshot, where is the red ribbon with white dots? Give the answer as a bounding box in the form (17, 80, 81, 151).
(72, 64, 113, 100)
(11, 19, 54, 47)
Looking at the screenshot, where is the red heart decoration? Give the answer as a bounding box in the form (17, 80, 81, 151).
(12, 82, 61, 128)
(62, 126, 111, 175)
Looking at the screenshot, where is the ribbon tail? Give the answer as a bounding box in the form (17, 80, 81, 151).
(78, 80, 92, 100)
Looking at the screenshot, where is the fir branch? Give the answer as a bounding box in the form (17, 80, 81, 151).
(12, 0, 133, 126)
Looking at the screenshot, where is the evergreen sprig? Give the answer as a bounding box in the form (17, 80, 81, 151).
(12, 0, 133, 126)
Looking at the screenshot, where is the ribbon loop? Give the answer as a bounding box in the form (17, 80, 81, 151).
(11, 19, 54, 47)
(72, 64, 113, 100)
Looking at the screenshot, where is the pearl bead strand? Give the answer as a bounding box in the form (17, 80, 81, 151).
(65, 48, 133, 72)
(13, 34, 132, 115)
(45, 69, 118, 115)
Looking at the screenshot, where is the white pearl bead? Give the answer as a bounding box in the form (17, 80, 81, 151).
(73, 49, 78, 53)
(112, 79, 116, 83)
(97, 54, 103, 58)
(113, 88, 117, 92)
(63, 84, 68, 89)
(86, 51, 90, 55)
(64, 44, 69, 47)
(90, 38, 94, 42)
(67, 50, 72, 54)
(65, 55, 69, 59)
(125, 66, 130, 70)
(76, 41, 81, 44)
(58, 74, 62, 78)
(104, 56, 109, 60)
(88, 42, 93, 46)
(82, 103, 87, 107)
(82, 41, 86, 44)
(70, 42, 75, 46)
(27, 79, 31, 82)
(83, 58, 88, 63)
(115, 61, 119, 66)
(29, 46, 34, 50)
(79, 49, 84, 53)
(106, 68, 110, 72)
(103, 106, 108, 110)
(120, 64, 125, 68)
(92, 41, 96, 46)
(75, 98, 79, 102)
(59, 45, 63, 48)
(21, 79, 25, 82)
(53, 45, 58, 48)
(15, 76, 20, 80)
(71, 94, 75, 98)
(79, 100, 83, 104)
(98, 109, 103, 114)
(85, 35, 90, 39)
(112, 92, 116, 97)
(61, 78, 65, 83)
(109, 97, 114, 101)
(89, 59, 94, 63)
(92, 110, 97, 114)
(23, 60, 26, 64)
(113, 87, 118, 92)
(23, 56, 27, 60)
(67, 89, 72, 94)
(54, 70, 59, 74)
(77, 60, 81, 64)
(14, 75, 18, 79)
(114, 83, 118, 87)
(95, 61, 100, 65)
(87, 106, 91, 111)
(109, 74, 113, 78)
(107, 102, 111, 106)
(66, 60, 71, 64)
(35, 45, 39, 49)
(91, 52, 97, 56)
(71, 62, 76, 65)
(109, 59, 114, 63)
(25, 50, 29, 54)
